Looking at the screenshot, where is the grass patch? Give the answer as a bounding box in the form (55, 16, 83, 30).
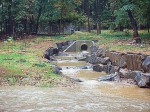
(0, 37, 60, 86)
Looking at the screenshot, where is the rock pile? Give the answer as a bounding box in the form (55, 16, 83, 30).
(88, 45, 150, 88)
(44, 40, 75, 60)
(44, 40, 150, 88)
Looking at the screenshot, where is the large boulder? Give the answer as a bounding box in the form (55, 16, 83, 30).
(99, 57, 110, 65)
(96, 48, 105, 57)
(93, 64, 119, 74)
(119, 68, 130, 78)
(106, 51, 126, 68)
(52, 65, 62, 75)
(71, 78, 84, 82)
(75, 56, 87, 61)
(44, 47, 54, 60)
(135, 73, 150, 88)
(93, 64, 104, 72)
(44, 47, 59, 60)
(142, 56, 150, 73)
(126, 53, 145, 71)
(103, 65, 119, 74)
(119, 68, 138, 79)
(98, 72, 120, 81)
(90, 45, 99, 53)
(56, 42, 63, 50)
(86, 54, 101, 64)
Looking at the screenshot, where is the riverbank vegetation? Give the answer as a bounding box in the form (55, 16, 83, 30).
(0, 37, 74, 87)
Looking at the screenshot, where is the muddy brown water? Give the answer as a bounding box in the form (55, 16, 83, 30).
(52, 60, 87, 67)
(0, 52, 150, 112)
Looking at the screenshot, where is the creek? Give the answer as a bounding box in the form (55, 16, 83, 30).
(0, 52, 150, 112)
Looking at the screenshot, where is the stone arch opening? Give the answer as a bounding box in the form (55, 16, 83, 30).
(81, 44, 88, 51)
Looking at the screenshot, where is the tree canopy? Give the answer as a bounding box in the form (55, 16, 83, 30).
(0, 0, 149, 41)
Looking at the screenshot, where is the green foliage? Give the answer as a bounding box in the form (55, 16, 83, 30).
(108, 0, 150, 30)
(0, 0, 149, 35)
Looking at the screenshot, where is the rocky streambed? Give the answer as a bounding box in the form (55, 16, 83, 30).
(0, 40, 150, 112)
(44, 40, 150, 88)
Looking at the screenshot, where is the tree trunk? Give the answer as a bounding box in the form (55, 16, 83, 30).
(0, 22, 2, 34)
(148, 22, 150, 33)
(29, 22, 32, 34)
(148, 7, 150, 33)
(96, 0, 101, 34)
(87, 0, 91, 32)
(1, 2, 4, 35)
(29, 15, 34, 34)
(5, 20, 7, 34)
(48, 22, 52, 35)
(59, 20, 61, 35)
(23, 18, 27, 34)
(35, 0, 45, 34)
(126, 9, 141, 43)
(8, 0, 13, 36)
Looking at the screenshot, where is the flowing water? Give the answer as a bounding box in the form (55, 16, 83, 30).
(0, 52, 150, 112)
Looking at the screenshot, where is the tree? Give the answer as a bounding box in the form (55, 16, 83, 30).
(108, 0, 150, 43)
(92, 0, 107, 34)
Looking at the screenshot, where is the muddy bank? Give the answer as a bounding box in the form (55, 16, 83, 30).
(0, 74, 75, 87)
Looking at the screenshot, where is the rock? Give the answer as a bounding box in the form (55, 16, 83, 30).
(96, 48, 105, 57)
(44, 47, 59, 60)
(92, 40, 99, 43)
(90, 45, 99, 53)
(63, 41, 69, 46)
(71, 78, 84, 82)
(99, 57, 110, 65)
(98, 72, 120, 81)
(109, 66, 119, 73)
(103, 65, 112, 74)
(44, 47, 54, 60)
(135, 73, 150, 88)
(126, 53, 145, 71)
(106, 51, 126, 68)
(53, 48, 59, 56)
(119, 68, 142, 80)
(93, 64, 119, 74)
(52, 66, 62, 75)
(93, 64, 104, 72)
(56, 42, 64, 50)
(142, 56, 150, 73)
(75, 56, 87, 61)
(86, 54, 101, 64)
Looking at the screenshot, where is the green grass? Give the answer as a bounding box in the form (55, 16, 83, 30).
(0, 38, 60, 86)
(51, 30, 149, 54)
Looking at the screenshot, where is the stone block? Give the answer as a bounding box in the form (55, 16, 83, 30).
(126, 53, 145, 71)
(142, 56, 150, 73)
(98, 72, 120, 81)
(99, 57, 110, 65)
(106, 51, 126, 68)
(93, 64, 104, 72)
(96, 48, 105, 57)
(135, 73, 150, 88)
